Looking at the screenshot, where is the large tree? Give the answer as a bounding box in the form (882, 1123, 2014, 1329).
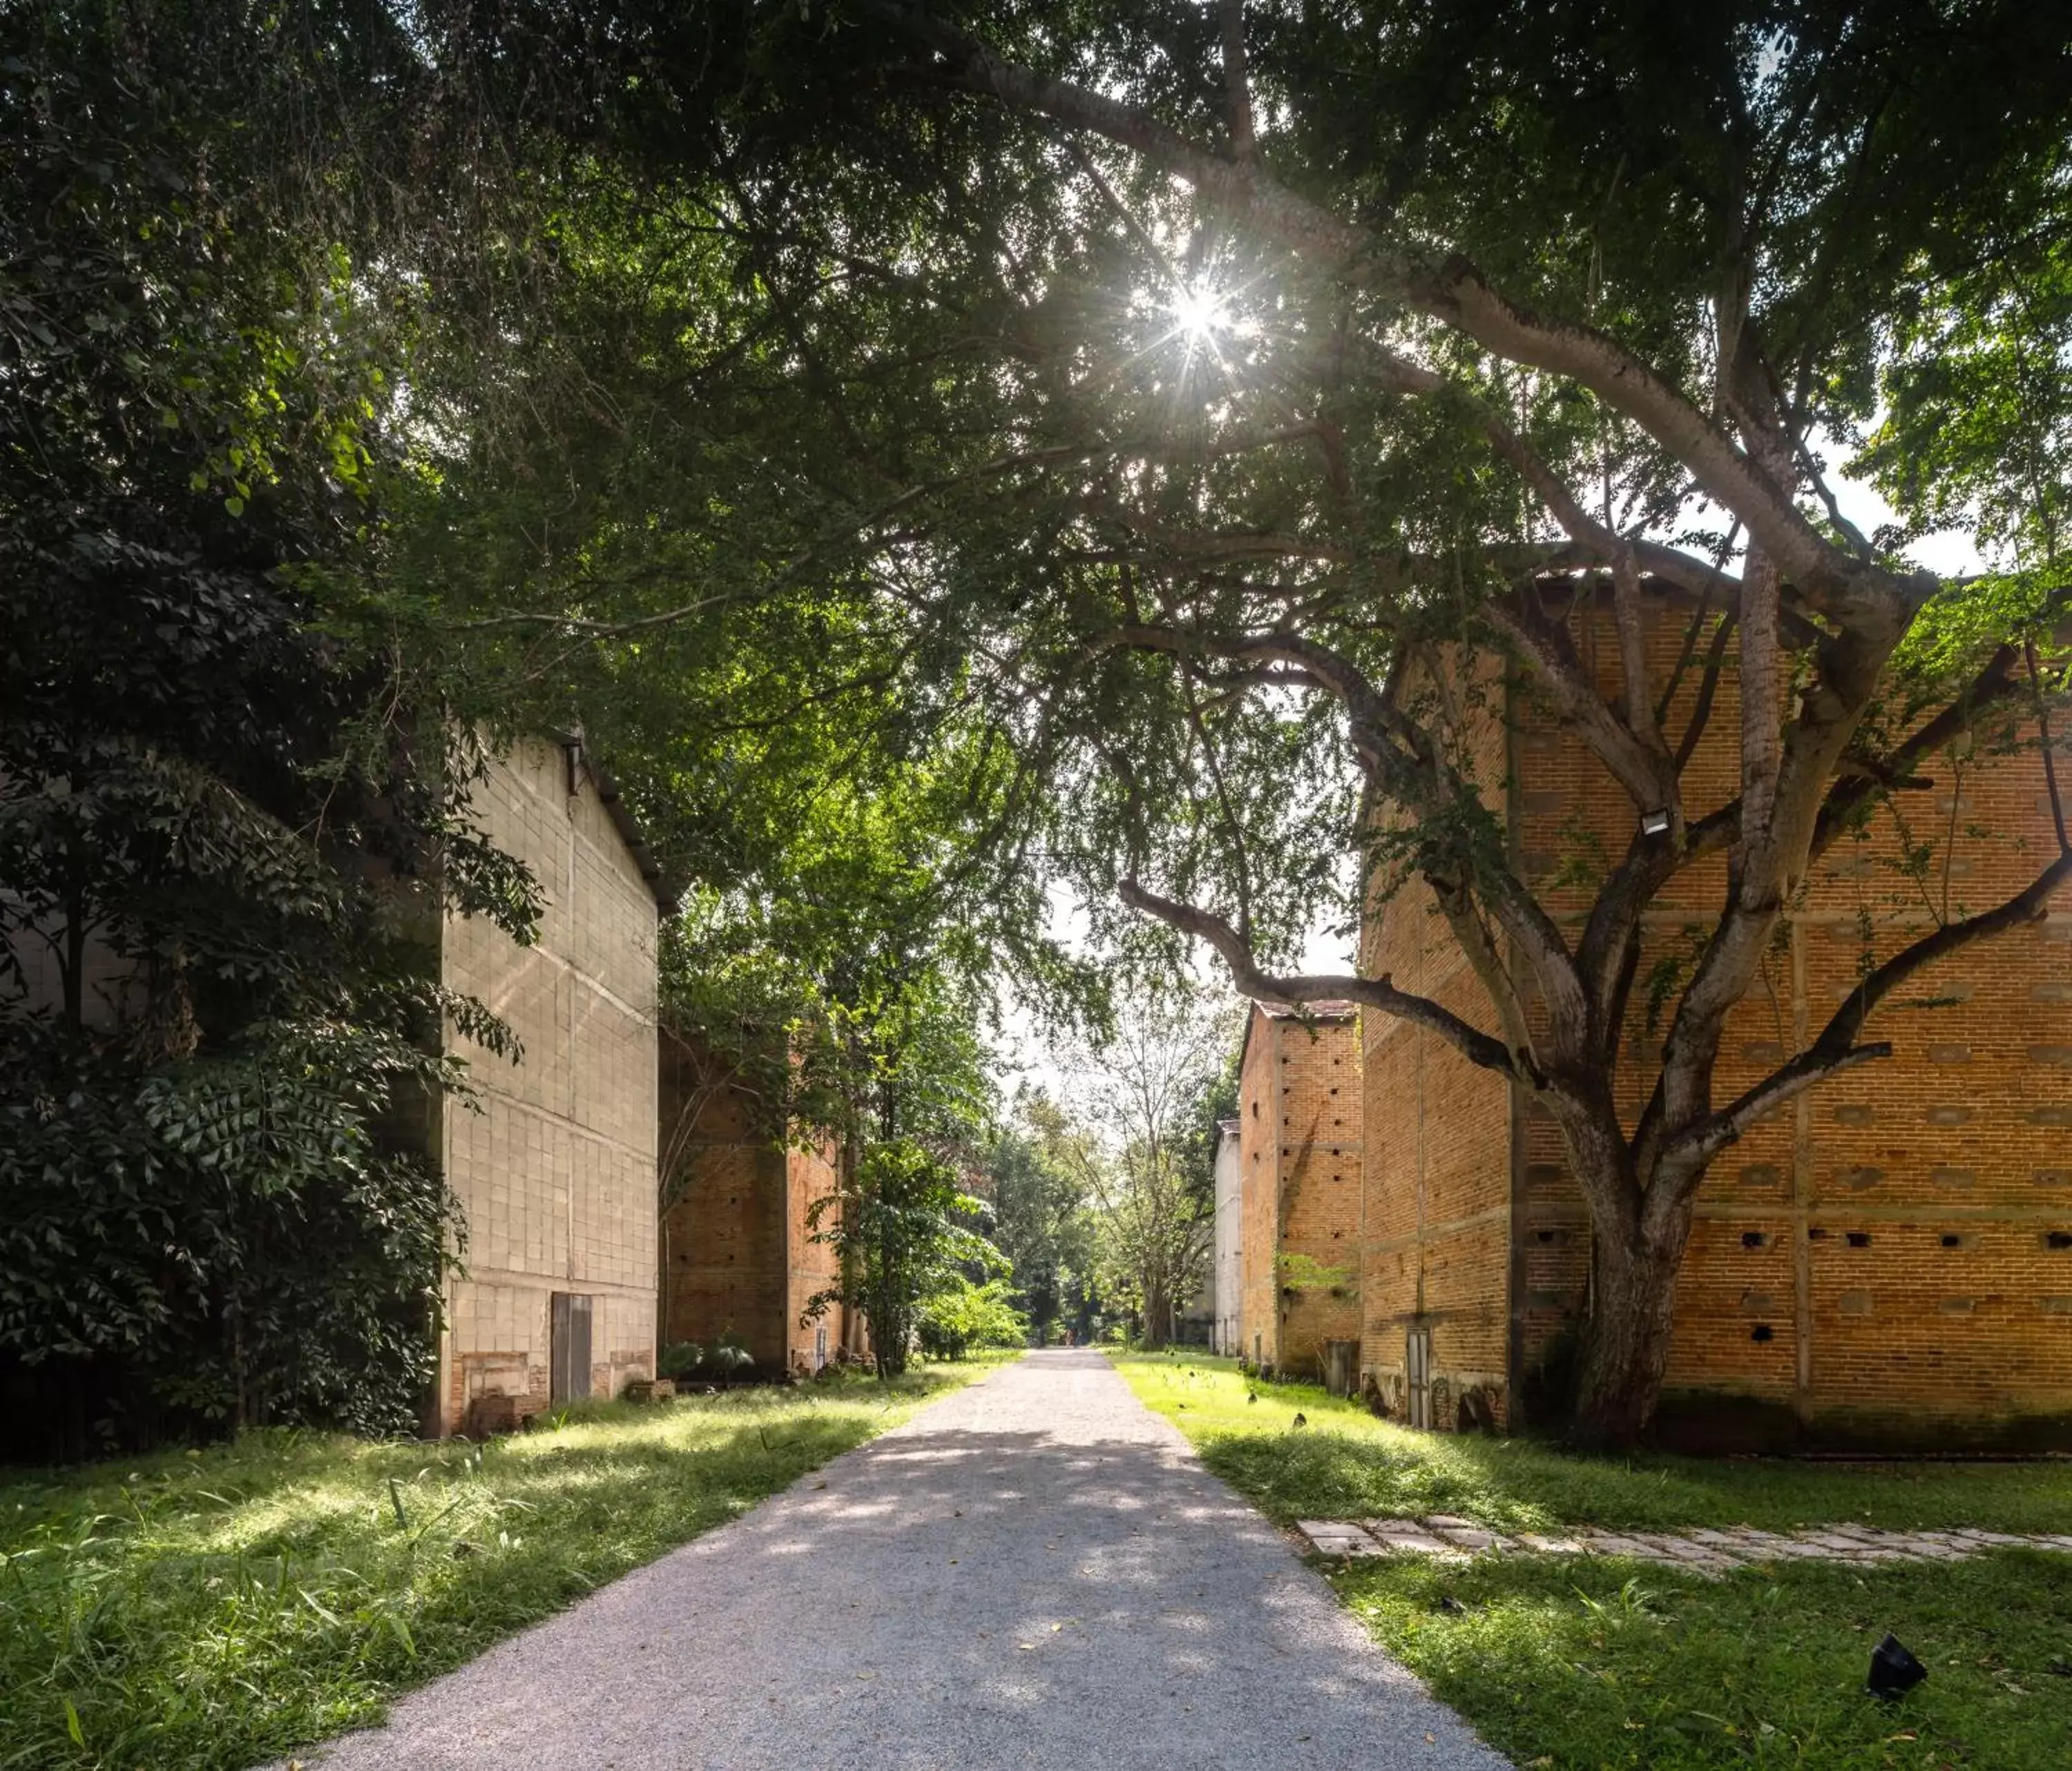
(389, 0, 2072, 1444)
(0, 2, 539, 1451)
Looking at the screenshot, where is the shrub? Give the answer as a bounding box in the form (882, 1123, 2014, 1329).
(915, 1276, 1028, 1360)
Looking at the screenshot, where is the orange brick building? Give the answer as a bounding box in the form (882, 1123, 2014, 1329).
(1359, 600, 2072, 1449)
(658, 1035, 855, 1377)
(1234, 1002, 1363, 1378)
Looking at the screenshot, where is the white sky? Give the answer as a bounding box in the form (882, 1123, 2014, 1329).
(990, 447, 1995, 1100)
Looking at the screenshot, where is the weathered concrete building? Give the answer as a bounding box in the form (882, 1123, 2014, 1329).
(1358, 602, 2072, 1448)
(1235, 1001, 1363, 1378)
(432, 736, 668, 1436)
(656, 1036, 854, 1378)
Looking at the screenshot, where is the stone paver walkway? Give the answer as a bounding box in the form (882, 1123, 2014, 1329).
(278, 1352, 1506, 1770)
(1299, 1515, 2072, 1576)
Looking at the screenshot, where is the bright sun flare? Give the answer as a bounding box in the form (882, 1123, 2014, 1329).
(1169, 283, 1227, 339)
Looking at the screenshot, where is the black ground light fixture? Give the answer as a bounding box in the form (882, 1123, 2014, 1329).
(1868, 1634, 1928, 1699)
(1639, 807, 1672, 837)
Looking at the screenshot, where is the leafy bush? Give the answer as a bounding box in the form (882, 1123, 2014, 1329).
(653, 1333, 755, 1386)
(0, 19, 535, 1456)
(915, 1276, 1028, 1360)
(656, 1343, 705, 1381)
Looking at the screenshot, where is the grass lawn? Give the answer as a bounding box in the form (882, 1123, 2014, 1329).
(1, 1357, 1008, 1771)
(1113, 1351, 2072, 1770)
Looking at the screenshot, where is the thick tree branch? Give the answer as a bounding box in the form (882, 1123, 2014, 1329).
(1101, 620, 1591, 1038)
(1660, 846, 2072, 1184)
(1810, 644, 2023, 854)
(1117, 878, 1526, 1080)
(1218, 0, 1256, 163)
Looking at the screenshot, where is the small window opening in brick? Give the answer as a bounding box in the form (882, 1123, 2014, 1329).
(1742, 1231, 1767, 1249)
(1807, 1227, 1828, 1240)
(2049, 1231, 2072, 1250)
(1536, 1229, 1560, 1244)
(1750, 1324, 1775, 1343)
(1941, 1233, 1964, 1249)
(1847, 1232, 1872, 1248)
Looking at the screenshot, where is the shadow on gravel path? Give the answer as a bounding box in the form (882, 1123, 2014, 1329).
(284, 1350, 1506, 1771)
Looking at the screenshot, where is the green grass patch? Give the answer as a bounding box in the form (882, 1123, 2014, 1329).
(1114, 1352, 2072, 1768)
(1335, 1552, 2072, 1770)
(1110, 1352, 2072, 1534)
(1, 1359, 1008, 1771)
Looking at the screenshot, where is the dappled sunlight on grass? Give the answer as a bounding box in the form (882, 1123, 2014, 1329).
(0, 1361, 997, 1771)
(1111, 1352, 2072, 1534)
(1115, 1350, 2072, 1768)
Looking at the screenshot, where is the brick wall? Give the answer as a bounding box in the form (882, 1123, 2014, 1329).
(785, 1141, 844, 1372)
(1236, 1004, 1363, 1377)
(1237, 1008, 1280, 1368)
(1211, 1123, 1243, 1353)
(659, 1040, 852, 1377)
(1365, 595, 2072, 1446)
(1359, 647, 1515, 1427)
(436, 737, 660, 1434)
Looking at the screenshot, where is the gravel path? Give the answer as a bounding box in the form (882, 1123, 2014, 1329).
(282, 1350, 1506, 1771)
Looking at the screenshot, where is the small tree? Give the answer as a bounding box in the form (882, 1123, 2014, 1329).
(808, 1139, 1004, 1377)
(986, 1090, 1098, 1344)
(1069, 990, 1238, 1350)
(917, 1275, 1030, 1360)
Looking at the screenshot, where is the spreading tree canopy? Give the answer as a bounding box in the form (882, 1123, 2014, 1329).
(395, 0, 2072, 1442)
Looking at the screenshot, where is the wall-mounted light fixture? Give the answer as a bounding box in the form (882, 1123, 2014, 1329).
(559, 731, 586, 796)
(1639, 808, 1671, 837)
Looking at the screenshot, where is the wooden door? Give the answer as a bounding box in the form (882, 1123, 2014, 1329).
(1406, 1325, 1432, 1429)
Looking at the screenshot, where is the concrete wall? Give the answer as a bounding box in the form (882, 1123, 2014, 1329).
(435, 737, 660, 1435)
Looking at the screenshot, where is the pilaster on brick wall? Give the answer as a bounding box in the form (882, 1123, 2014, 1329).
(1236, 1002, 1363, 1381)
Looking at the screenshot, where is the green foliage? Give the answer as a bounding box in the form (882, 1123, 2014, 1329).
(985, 1095, 1100, 1343)
(653, 1335, 754, 1384)
(0, 6, 536, 1453)
(1068, 988, 1238, 1348)
(915, 1276, 1029, 1360)
(0, 1368, 989, 1771)
(1275, 1252, 1353, 1294)
(807, 1138, 1007, 1379)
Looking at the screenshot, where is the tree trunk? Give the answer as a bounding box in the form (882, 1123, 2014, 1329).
(1569, 1210, 1693, 1449)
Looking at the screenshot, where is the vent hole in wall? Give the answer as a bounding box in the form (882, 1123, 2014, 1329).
(1750, 1324, 1774, 1343)
(2049, 1232, 2072, 1250)
(1847, 1231, 1872, 1248)
(1941, 1234, 1964, 1249)
(1742, 1231, 1767, 1249)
